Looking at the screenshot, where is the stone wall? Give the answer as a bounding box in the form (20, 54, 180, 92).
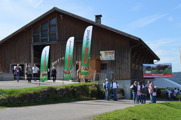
(0, 73, 14, 81)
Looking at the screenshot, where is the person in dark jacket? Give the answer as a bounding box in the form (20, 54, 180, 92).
(14, 64, 21, 82)
(141, 84, 147, 104)
(51, 66, 57, 82)
(26, 64, 33, 83)
(130, 81, 137, 104)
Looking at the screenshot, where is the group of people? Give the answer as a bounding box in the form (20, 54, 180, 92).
(14, 64, 57, 82)
(130, 81, 148, 104)
(166, 87, 180, 100)
(103, 78, 119, 101)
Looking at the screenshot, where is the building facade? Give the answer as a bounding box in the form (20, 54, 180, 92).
(0, 7, 159, 98)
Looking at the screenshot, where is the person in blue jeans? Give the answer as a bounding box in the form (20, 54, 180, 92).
(111, 79, 119, 101)
(14, 64, 21, 82)
(130, 81, 137, 104)
(148, 81, 154, 103)
(105, 78, 110, 100)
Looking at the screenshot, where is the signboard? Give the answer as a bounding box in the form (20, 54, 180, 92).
(100, 50, 115, 60)
(40, 46, 50, 81)
(64, 37, 74, 79)
(143, 63, 172, 78)
(81, 26, 93, 75)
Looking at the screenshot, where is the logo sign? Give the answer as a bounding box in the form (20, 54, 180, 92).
(100, 50, 115, 60)
(64, 37, 74, 79)
(143, 63, 172, 78)
(81, 26, 93, 75)
(40, 46, 50, 81)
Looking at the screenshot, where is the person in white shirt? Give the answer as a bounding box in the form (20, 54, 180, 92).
(111, 79, 119, 101)
(173, 88, 178, 100)
(168, 89, 172, 100)
(32, 64, 39, 82)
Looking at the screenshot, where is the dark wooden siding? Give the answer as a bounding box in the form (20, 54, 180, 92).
(52, 12, 131, 80)
(0, 10, 156, 81)
(131, 46, 154, 80)
(0, 28, 32, 73)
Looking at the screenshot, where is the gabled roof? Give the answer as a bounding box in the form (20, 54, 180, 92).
(0, 7, 159, 60)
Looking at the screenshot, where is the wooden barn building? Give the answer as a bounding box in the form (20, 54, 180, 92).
(0, 7, 159, 98)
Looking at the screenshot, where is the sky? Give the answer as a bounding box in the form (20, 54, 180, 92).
(0, 0, 181, 72)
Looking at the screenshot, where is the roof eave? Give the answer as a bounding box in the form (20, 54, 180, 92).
(139, 39, 160, 60)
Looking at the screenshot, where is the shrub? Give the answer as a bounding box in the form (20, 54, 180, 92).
(0, 83, 104, 107)
(176, 94, 181, 100)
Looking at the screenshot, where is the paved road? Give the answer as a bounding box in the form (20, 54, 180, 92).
(0, 80, 76, 89)
(0, 99, 166, 120)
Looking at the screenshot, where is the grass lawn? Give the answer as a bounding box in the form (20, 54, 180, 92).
(92, 102, 181, 120)
(0, 82, 96, 97)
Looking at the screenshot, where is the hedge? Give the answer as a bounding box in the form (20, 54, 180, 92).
(0, 83, 104, 107)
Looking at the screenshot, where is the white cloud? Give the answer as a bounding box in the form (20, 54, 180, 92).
(124, 13, 168, 31)
(29, 0, 44, 8)
(146, 37, 181, 72)
(131, 3, 142, 11)
(168, 17, 173, 22)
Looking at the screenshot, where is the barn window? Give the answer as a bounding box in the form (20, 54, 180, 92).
(49, 26, 56, 33)
(49, 34, 56, 41)
(33, 17, 57, 43)
(41, 22, 48, 30)
(50, 17, 56, 25)
(41, 22, 48, 42)
(33, 27, 40, 43)
(49, 17, 56, 42)
(101, 63, 107, 70)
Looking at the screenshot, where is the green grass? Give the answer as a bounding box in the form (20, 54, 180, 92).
(143, 68, 172, 74)
(92, 102, 181, 120)
(0, 82, 96, 97)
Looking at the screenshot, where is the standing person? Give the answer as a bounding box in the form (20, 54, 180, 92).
(173, 88, 178, 100)
(26, 64, 32, 83)
(103, 80, 106, 99)
(130, 81, 137, 104)
(77, 68, 80, 83)
(32, 64, 39, 82)
(14, 64, 21, 82)
(111, 79, 119, 101)
(137, 81, 141, 104)
(168, 89, 172, 100)
(141, 84, 147, 104)
(166, 87, 169, 100)
(105, 78, 110, 100)
(153, 85, 157, 103)
(51, 66, 57, 82)
(148, 81, 154, 103)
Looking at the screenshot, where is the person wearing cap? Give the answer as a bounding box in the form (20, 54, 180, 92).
(105, 78, 110, 100)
